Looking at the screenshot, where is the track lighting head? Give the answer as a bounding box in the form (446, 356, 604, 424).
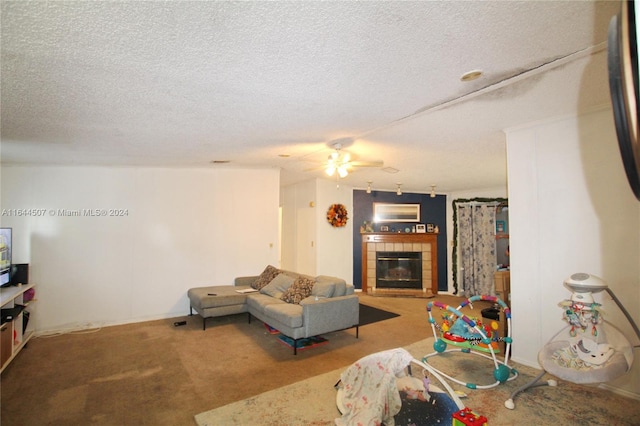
(396, 183, 402, 195)
(366, 181, 372, 194)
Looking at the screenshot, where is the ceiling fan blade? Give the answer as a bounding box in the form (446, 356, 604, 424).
(349, 160, 384, 168)
(304, 165, 325, 172)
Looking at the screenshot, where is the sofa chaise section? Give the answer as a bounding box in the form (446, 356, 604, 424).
(188, 269, 360, 354)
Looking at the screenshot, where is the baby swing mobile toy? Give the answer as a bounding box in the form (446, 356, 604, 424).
(505, 273, 638, 409)
(424, 294, 518, 389)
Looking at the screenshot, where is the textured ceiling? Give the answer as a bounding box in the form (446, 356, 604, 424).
(0, 1, 621, 193)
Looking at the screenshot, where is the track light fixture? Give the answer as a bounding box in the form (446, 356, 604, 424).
(396, 183, 402, 195)
(366, 181, 372, 194)
(430, 184, 436, 198)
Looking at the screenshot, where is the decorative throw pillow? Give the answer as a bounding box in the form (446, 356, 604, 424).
(281, 276, 315, 304)
(252, 265, 281, 290)
(260, 273, 295, 299)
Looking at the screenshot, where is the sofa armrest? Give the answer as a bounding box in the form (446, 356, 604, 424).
(300, 295, 359, 337)
(234, 276, 258, 287)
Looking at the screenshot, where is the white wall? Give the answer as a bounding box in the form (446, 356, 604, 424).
(280, 178, 353, 282)
(506, 107, 640, 397)
(315, 179, 353, 281)
(0, 166, 280, 332)
(280, 180, 316, 274)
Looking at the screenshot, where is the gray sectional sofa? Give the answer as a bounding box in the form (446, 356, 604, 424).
(187, 267, 360, 354)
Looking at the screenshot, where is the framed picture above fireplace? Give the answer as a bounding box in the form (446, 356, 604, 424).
(373, 203, 420, 222)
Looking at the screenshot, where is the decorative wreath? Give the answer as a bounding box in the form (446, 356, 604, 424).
(327, 204, 348, 227)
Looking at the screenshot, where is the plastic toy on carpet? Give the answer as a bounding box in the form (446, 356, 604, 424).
(263, 323, 279, 334)
(423, 295, 518, 390)
(277, 335, 328, 351)
(452, 407, 488, 426)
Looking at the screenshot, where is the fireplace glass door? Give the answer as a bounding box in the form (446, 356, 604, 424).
(376, 251, 422, 289)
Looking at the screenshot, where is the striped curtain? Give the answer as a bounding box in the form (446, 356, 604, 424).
(457, 204, 496, 297)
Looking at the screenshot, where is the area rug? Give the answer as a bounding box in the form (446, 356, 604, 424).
(194, 338, 640, 426)
(359, 303, 400, 326)
(277, 335, 328, 351)
(263, 322, 279, 334)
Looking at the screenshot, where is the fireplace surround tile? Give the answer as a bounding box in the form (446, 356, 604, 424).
(361, 233, 438, 297)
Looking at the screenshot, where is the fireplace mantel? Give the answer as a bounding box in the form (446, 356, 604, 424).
(361, 232, 438, 297)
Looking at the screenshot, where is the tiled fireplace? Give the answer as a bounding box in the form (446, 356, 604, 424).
(361, 233, 438, 297)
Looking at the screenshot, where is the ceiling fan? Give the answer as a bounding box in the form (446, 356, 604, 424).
(307, 142, 383, 178)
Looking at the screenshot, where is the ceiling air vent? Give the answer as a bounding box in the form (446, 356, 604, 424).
(381, 167, 399, 174)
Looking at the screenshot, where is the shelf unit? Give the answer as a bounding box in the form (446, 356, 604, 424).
(1, 283, 36, 372)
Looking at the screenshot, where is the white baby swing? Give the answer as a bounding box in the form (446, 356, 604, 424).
(505, 273, 639, 409)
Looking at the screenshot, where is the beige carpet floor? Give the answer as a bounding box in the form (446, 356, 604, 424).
(195, 337, 640, 425)
(1, 293, 638, 425)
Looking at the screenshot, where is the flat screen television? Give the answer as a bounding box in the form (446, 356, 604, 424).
(0, 228, 12, 288)
(608, 0, 640, 201)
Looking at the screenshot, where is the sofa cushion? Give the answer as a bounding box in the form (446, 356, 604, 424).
(316, 276, 348, 297)
(311, 281, 335, 298)
(260, 273, 295, 299)
(333, 281, 347, 297)
(281, 276, 315, 304)
(188, 286, 248, 309)
(280, 270, 315, 282)
(264, 303, 303, 328)
(316, 275, 348, 297)
(252, 265, 281, 290)
(246, 293, 283, 315)
(316, 275, 345, 284)
(279, 270, 299, 279)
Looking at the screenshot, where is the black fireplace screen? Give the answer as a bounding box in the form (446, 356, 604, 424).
(376, 251, 422, 289)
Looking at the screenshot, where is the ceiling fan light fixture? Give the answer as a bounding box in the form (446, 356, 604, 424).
(338, 166, 348, 178)
(325, 165, 336, 176)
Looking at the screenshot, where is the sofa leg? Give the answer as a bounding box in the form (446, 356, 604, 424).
(248, 312, 252, 324)
(189, 306, 193, 316)
(202, 317, 206, 331)
(293, 339, 298, 355)
(356, 325, 359, 338)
